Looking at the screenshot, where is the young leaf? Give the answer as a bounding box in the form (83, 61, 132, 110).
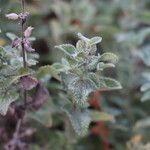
(60, 72, 78, 87)
(97, 62, 115, 71)
(55, 44, 77, 57)
(36, 65, 60, 81)
(52, 62, 70, 72)
(99, 53, 118, 63)
(76, 40, 86, 53)
(99, 77, 122, 90)
(89, 73, 122, 90)
(77, 33, 89, 42)
(89, 36, 102, 45)
(86, 56, 99, 70)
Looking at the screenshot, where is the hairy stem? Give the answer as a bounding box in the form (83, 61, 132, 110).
(13, 0, 27, 139)
(21, 0, 26, 69)
(21, 0, 27, 107)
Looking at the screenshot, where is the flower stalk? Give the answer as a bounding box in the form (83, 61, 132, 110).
(4, 0, 37, 148)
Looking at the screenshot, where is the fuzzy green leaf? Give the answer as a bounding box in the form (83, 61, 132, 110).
(89, 73, 122, 90)
(76, 40, 86, 53)
(55, 44, 77, 57)
(86, 56, 99, 70)
(64, 108, 91, 136)
(98, 77, 122, 90)
(89, 36, 102, 45)
(0, 91, 19, 115)
(99, 53, 118, 63)
(61, 72, 78, 86)
(52, 62, 70, 72)
(68, 77, 97, 106)
(97, 62, 115, 71)
(36, 65, 60, 81)
(6, 32, 18, 41)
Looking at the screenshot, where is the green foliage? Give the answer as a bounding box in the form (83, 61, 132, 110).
(0, 46, 20, 115)
(140, 45, 150, 102)
(0, 42, 39, 115)
(36, 65, 60, 81)
(0, 89, 19, 115)
(64, 108, 91, 136)
(0, 0, 150, 149)
(52, 33, 121, 136)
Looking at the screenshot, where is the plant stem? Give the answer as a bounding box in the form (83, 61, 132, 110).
(21, 0, 26, 69)
(21, 0, 27, 107)
(13, 0, 27, 139)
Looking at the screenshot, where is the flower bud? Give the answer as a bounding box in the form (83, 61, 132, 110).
(24, 43, 35, 52)
(19, 12, 29, 19)
(12, 38, 21, 48)
(24, 26, 34, 38)
(6, 13, 18, 20)
(24, 39, 35, 52)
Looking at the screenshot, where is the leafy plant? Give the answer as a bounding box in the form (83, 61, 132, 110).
(0, 1, 49, 149)
(0, 1, 122, 149)
(52, 33, 122, 136)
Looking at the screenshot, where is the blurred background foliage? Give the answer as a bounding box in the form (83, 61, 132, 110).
(0, 0, 150, 149)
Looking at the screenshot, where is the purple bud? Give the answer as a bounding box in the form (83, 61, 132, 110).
(24, 39, 35, 52)
(19, 75, 38, 91)
(19, 12, 29, 20)
(12, 38, 21, 48)
(19, 12, 29, 24)
(24, 26, 34, 38)
(6, 13, 18, 20)
(24, 44, 35, 52)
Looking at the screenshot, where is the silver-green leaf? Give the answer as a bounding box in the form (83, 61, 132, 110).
(99, 53, 118, 63)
